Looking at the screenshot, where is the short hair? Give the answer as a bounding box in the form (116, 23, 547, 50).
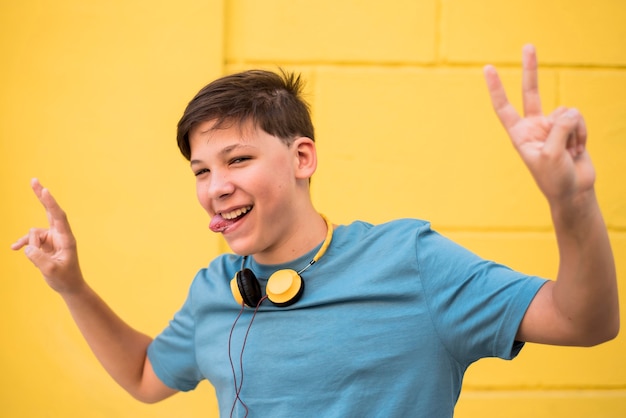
(176, 69, 315, 160)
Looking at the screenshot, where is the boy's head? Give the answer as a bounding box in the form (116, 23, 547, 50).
(177, 69, 314, 160)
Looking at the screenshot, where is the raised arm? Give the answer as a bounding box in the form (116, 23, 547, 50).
(483, 45, 619, 346)
(12, 178, 176, 402)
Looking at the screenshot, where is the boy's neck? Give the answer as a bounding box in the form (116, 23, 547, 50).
(252, 208, 329, 265)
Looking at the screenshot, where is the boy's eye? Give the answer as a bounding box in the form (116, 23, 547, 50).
(194, 168, 209, 177)
(230, 156, 251, 165)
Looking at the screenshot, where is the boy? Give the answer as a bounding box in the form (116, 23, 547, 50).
(12, 45, 619, 417)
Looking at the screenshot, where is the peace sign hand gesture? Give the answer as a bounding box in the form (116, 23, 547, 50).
(12, 178, 84, 294)
(484, 44, 595, 209)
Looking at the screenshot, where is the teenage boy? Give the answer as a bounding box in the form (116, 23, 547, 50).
(12, 45, 618, 417)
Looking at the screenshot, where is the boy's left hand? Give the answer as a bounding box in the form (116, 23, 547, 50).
(484, 44, 596, 207)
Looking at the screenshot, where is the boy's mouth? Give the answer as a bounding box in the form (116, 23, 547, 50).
(209, 206, 252, 233)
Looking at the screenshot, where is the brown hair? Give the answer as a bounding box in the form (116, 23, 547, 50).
(176, 69, 315, 160)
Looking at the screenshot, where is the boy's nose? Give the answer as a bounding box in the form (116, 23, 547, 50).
(207, 173, 235, 199)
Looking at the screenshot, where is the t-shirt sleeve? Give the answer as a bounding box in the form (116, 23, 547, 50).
(147, 280, 204, 392)
(414, 224, 547, 365)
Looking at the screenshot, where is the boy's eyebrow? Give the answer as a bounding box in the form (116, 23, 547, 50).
(190, 143, 255, 166)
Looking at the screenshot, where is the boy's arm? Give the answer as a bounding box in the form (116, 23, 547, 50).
(484, 45, 619, 346)
(12, 179, 177, 402)
(58, 283, 177, 403)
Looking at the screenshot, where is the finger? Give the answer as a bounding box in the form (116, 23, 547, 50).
(547, 107, 569, 149)
(27, 227, 48, 249)
(547, 107, 583, 157)
(31, 178, 73, 236)
(31, 178, 51, 224)
(522, 44, 543, 117)
(543, 108, 581, 157)
(564, 110, 587, 158)
(551, 108, 587, 158)
(484, 64, 521, 130)
(23, 244, 50, 271)
(547, 106, 568, 125)
(574, 111, 588, 156)
(11, 234, 30, 251)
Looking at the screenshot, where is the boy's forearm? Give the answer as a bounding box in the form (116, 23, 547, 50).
(550, 189, 619, 345)
(60, 283, 154, 397)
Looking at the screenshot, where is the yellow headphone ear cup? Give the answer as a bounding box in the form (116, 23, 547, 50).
(266, 269, 304, 307)
(230, 276, 244, 306)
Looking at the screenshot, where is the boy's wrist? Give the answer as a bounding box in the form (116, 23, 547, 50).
(549, 187, 602, 233)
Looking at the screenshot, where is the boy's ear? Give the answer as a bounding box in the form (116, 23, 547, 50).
(292, 137, 317, 179)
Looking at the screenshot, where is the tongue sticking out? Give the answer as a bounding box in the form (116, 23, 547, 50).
(209, 208, 252, 233)
(209, 214, 234, 233)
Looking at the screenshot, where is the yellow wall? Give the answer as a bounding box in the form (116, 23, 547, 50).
(1, 1, 625, 417)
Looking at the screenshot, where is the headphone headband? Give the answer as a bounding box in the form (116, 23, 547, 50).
(296, 214, 333, 275)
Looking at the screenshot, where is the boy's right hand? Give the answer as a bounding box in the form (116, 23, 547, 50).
(11, 179, 177, 403)
(12, 178, 84, 294)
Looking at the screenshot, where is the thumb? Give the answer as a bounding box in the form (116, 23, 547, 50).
(24, 245, 49, 270)
(543, 108, 579, 157)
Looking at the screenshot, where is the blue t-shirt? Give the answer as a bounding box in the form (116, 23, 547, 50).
(148, 219, 547, 417)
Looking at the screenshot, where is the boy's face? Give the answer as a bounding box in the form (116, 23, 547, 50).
(189, 120, 309, 260)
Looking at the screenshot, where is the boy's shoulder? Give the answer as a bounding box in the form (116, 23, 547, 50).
(332, 218, 433, 250)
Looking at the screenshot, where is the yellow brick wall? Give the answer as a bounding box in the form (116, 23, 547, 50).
(0, 1, 223, 417)
(1, 1, 624, 417)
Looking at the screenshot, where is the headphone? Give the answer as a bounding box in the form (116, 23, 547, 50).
(230, 215, 333, 308)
